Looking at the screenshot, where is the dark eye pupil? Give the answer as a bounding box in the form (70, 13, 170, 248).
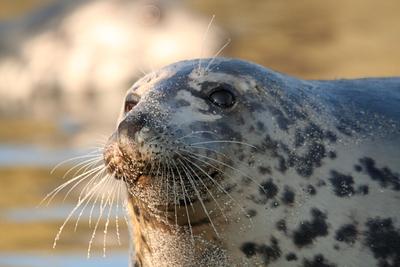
(209, 88, 235, 108)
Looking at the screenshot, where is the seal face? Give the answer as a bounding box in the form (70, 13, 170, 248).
(103, 58, 400, 266)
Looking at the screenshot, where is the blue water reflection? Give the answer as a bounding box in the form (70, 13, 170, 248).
(0, 252, 128, 267)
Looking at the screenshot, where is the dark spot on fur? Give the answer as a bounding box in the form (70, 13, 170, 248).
(324, 131, 337, 143)
(260, 179, 279, 199)
(306, 185, 317, 195)
(246, 209, 257, 218)
(295, 130, 306, 147)
(286, 252, 298, 261)
(354, 164, 362, 172)
(277, 156, 288, 173)
(293, 208, 329, 248)
(289, 142, 326, 177)
(257, 121, 265, 131)
(240, 242, 257, 258)
(356, 184, 369, 195)
(269, 106, 290, 130)
(305, 123, 324, 140)
(241, 238, 281, 264)
(364, 217, 400, 267)
(329, 171, 355, 197)
(303, 254, 337, 267)
(276, 219, 287, 233)
(359, 157, 400, 191)
(335, 224, 358, 244)
(257, 237, 282, 265)
(327, 151, 337, 159)
(258, 166, 271, 175)
(281, 186, 295, 205)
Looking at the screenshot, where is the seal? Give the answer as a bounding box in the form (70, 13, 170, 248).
(103, 58, 400, 267)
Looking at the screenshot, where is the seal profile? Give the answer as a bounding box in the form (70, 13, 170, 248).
(103, 58, 400, 266)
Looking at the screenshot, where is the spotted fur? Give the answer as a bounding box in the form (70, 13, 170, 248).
(103, 58, 400, 266)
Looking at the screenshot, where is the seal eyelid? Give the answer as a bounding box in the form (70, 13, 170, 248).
(208, 85, 236, 108)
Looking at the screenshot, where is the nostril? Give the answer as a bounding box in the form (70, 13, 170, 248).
(117, 113, 147, 140)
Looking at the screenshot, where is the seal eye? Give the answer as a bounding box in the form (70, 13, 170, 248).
(208, 87, 235, 108)
(125, 100, 138, 113)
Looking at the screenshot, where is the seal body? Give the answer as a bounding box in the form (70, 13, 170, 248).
(103, 58, 400, 267)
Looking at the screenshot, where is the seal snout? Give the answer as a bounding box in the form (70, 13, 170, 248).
(103, 131, 144, 182)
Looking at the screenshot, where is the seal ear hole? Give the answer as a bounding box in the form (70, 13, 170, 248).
(208, 86, 235, 108)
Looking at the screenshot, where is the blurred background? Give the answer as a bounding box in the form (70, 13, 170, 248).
(0, 0, 399, 266)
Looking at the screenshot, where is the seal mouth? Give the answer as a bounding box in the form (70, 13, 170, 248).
(103, 140, 222, 190)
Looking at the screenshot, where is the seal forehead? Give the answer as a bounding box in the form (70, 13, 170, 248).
(188, 70, 258, 93)
(128, 68, 177, 96)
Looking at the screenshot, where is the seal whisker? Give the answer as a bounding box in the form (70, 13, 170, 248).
(187, 145, 229, 159)
(171, 159, 194, 242)
(103, 177, 119, 257)
(87, 175, 114, 258)
(161, 158, 170, 223)
(180, 156, 229, 222)
(171, 158, 195, 213)
(198, 14, 216, 73)
(88, 172, 112, 228)
(50, 152, 102, 174)
(114, 180, 122, 245)
(61, 156, 102, 180)
(53, 175, 109, 249)
(178, 151, 252, 225)
(179, 149, 268, 196)
(166, 158, 178, 227)
(205, 38, 231, 73)
(176, 130, 220, 141)
(74, 167, 109, 231)
(177, 158, 220, 238)
(41, 164, 104, 206)
(62, 159, 104, 202)
(189, 140, 257, 149)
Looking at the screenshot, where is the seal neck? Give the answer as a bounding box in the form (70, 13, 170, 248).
(126, 196, 229, 266)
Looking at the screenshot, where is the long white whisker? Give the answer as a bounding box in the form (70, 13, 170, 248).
(198, 14, 216, 72)
(190, 140, 257, 148)
(171, 159, 194, 241)
(40, 165, 104, 206)
(179, 152, 252, 224)
(53, 176, 109, 248)
(180, 148, 267, 196)
(181, 156, 228, 222)
(87, 176, 114, 258)
(177, 158, 220, 238)
(50, 153, 102, 174)
(205, 38, 231, 72)
(74, 169, 108, 231)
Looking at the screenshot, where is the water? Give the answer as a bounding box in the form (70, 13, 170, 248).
(0, 252, 128, 267)
(0, 145, 88, 166)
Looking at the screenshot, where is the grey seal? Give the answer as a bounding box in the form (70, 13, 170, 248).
(103, 58, 400, 266)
